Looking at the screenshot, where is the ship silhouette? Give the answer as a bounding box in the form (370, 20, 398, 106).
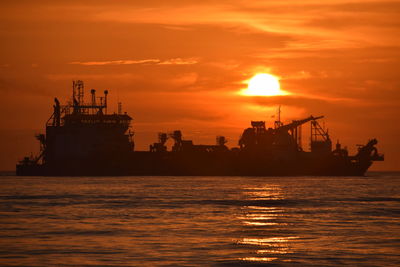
(16, 81, 384, 176)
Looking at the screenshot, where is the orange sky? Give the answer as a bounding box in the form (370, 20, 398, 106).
(1, 0, 399, 171)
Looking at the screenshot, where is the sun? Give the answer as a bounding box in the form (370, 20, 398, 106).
(240, 73, 289, 96)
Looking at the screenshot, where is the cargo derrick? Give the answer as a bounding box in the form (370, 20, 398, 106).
(239, 116, 322, 153)
(237, 116, 321, 174)
(236, 115, 383, 175)
(352, 139, 384, 164)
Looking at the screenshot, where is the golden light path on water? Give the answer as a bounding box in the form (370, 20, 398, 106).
(237, 184, 298, 263)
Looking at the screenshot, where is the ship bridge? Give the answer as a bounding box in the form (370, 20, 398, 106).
(46, 80, 132, 129)
(62, 113, 132, 127)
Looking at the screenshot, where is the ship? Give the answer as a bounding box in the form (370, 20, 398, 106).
(16, 81, 384, 176)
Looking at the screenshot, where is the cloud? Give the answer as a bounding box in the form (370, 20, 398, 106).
(158, 57, 199, 65)
(69, 59, 159, 66)
(69, 57, 199, 66)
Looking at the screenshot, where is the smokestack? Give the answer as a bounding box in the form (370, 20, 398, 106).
(91, 89, 96, 106)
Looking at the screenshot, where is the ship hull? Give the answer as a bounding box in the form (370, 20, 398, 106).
(16, 151, 372, 176)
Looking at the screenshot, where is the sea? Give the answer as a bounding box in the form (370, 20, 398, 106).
(0, 172, 399, 266)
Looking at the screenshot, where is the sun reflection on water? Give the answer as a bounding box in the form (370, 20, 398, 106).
(243, 186, 284, 200)
(237, 184, 297, 263)
(239, 237, 297, 246)
(258, 249, 291, 254)
(241, 257, 278, 262)
(239, 207, 285, 226)
(242, 221, 279, 226)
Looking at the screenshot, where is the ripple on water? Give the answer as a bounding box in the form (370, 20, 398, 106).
(0, 175, 399, 266)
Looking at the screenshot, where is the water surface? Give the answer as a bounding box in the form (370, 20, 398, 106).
(0, 173, 399, 266)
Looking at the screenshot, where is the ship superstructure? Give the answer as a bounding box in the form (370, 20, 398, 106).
(16, 81, 384, 176)
(17, 81, 133, 175)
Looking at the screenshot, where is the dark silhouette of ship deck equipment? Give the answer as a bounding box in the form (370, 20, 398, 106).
(16, 81, 384, 176)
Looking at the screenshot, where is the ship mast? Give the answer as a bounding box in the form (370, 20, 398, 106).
(71, 80, 108, 115)
(274, 105, 282, 129)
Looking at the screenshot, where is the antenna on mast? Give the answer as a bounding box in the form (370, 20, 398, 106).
(72, 80, 84, 114)
(274, 105, 282, 128)
(278, 105, 281, 123)
(104, 90, 108, 114)
(118, 102, 122, 115)
(72, 80, 84, 105)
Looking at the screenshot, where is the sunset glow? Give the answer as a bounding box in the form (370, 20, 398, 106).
(241, 74, 288, 96)
(0, 1, 398, 171)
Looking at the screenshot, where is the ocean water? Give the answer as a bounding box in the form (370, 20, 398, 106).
(0, 173, 399, 266)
